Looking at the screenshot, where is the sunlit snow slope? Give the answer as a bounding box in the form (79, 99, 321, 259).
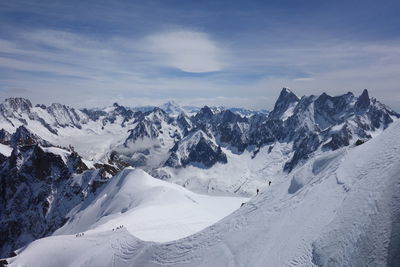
(7, 120, 400, 267)
(53, 167, 248, 242)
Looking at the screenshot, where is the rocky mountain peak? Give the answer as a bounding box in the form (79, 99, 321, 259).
(176, 112, 193, 133)
(220, 109, 240, 123)
(355, 89, 370, 111)
(0, 129, 11, 145)
(194, 106, 214, 122)
(10, 125, 51, 147)
(144, 107, 169, 123)
(164, 130, 227, 168)
(313, 92, 356, 130)
(46, 103, 84, 129)
(3, 97, 32, 114)
(113, 103, 134, 118)
(269, 88, 300, 120)
(151, 107, 167, 116)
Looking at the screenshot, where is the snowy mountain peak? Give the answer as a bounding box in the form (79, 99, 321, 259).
(281, 87, 294, 95)
(146, 107, 169, 122)
(2, 97, 32, 114)
(269, 87, 300, 120)
(46, 103, 85, 129)
(160, 100, 180, 111)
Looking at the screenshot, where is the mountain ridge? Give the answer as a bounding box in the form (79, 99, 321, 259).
(0, 88, 398, 174)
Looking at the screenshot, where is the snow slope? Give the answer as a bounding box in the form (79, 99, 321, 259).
(55, 167, 248, 243)
(8, 120, 400, 267)
(165, 142, 293, 196)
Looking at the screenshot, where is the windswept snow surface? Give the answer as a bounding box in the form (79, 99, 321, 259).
(8, 120, 400, 267)
(55, 168, 248, 243)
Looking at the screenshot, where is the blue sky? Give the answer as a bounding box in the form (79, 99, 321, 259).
(1, 0, 400, 110)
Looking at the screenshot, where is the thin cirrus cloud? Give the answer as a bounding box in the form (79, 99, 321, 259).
(1, 30, 400, 110)
(0, 28, 232, 107)
(1, 28, 226, 76)
(145, 30, 225, 73)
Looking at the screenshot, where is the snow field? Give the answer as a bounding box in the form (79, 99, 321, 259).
(55, 167, 248, 242)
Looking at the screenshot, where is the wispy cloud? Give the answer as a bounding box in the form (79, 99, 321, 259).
(1, 0, 400, 110)
(1, 26, 400, 110)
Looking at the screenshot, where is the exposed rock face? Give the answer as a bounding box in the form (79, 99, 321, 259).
(0, 129, 11, 145)
(0, 143, 111, 258)
(46, 103, 83, 129)
(322, 125, 352, 151)
(10, 126, 52, 147)
(165, 131, 227, 168)
(355, 89, 370, 112)
(313, 92, 354, 130)
(243, 88, 398, 171)
(268, 88, 300, 120)
(176, 112, 193, 135)
(0, 97, 89, 135)
(193, 106, 214, 123)
(123, 108, 169, 145)
(1, 98, 32, 115)
(82, 103, 141, 127)
(109, 88, 399, 173)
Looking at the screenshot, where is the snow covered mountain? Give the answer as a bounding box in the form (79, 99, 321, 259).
(5, 108, 400, 267)
(0, 88, 399, 263)
(0, 88, 397, 192)
(0, 89, 397, 178)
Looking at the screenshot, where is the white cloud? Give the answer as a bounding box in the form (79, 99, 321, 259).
(145, 30, 224, 73)
(293, 77, 315, 81)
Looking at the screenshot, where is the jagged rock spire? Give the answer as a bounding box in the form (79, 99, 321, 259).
(269, 88, 300, 119)
(355, 89, 370, 111)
